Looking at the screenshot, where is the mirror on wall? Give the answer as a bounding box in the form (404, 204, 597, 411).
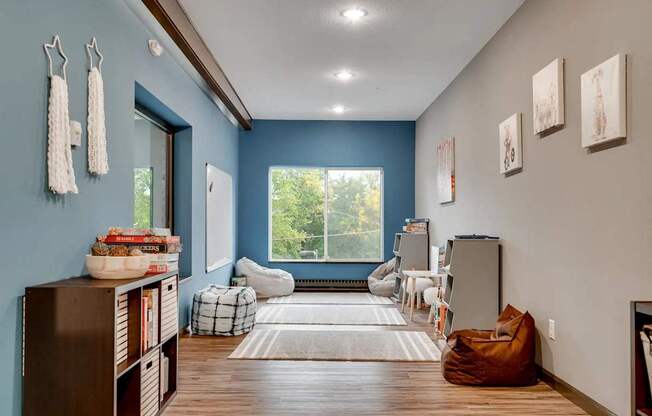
(133, 110, 172, 229)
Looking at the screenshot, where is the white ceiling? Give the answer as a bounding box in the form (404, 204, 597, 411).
(179, 0, 524, 120)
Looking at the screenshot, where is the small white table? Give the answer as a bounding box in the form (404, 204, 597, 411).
(400, 270, 445, 321)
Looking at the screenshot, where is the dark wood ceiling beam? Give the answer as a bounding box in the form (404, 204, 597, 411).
(142, 0, 252, 130)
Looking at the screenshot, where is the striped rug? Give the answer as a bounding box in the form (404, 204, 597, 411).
(256, 305, 406, 326)
(267, 292, 393, 305)
(229, 329, 441, 362)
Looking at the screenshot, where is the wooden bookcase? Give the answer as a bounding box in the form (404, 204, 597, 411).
(24, 272, 179, 416)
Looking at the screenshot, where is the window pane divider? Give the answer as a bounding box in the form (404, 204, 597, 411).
(323, 168, 329, 261)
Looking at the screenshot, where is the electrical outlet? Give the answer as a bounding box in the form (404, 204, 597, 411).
(548, 319, 556, 340)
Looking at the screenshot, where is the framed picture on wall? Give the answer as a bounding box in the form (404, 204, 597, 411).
(437, 137, 455, 203)
(580, 53, 627, 148)
(499, 113, 522, 175)
(532, 58, 564, 135)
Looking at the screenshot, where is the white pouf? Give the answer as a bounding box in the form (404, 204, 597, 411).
(191, 285, 257, 336)
(368, 258, 397, 297)
(235, 257, 295, 298)
(423, 287, 438, 306)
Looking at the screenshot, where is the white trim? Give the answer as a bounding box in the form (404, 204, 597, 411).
(123, 0, 239, 127)
(267, 167, 274, 262)
(323, 170, 329, 261)
(206, 257, 232, 273)
(270, 257, 383, 262)
(268, 166, 384, 263)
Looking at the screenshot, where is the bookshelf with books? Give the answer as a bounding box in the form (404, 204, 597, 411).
(24, 271, 180, 416)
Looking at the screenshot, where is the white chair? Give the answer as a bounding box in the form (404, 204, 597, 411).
(401, 276, 434, 321)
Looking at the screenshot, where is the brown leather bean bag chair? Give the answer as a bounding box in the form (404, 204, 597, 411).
(441, 304, 537, 386)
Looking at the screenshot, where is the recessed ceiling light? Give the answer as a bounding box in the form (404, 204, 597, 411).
(331, 105, 346, 114)
(334, 70, 353, 81)
(341, 8, 367, 22)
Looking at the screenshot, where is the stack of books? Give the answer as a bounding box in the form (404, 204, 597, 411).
(142, 288, 159, 352)
(98, 227, 181, 274)
(403, 217, 429, 233)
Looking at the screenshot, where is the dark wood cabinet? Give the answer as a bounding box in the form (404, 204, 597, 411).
(632, 301, 652, 416)
(24, 272, 179, 416)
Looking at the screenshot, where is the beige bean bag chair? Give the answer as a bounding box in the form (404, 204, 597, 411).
(367, 258, 397, 297)
(235, 257, 295, 298)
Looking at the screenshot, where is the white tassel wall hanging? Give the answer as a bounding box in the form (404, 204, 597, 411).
(44, 35, 78, 194)
(86, 37, 109, 175)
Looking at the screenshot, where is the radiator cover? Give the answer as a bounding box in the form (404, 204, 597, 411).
(294, 279, 368, 290)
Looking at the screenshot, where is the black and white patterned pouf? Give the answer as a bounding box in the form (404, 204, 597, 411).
(191, 285, 257, 336)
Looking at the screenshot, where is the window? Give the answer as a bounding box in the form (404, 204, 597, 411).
(269, 167, 383, 262)
(133, 110, 173, 228)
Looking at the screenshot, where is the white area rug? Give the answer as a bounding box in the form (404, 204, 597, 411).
(267, 292, 394, 305)
(256, 305, 406, 326)
(229, 329, 440, 362)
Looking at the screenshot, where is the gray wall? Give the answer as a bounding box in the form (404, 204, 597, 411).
(415, 0, 651, 413)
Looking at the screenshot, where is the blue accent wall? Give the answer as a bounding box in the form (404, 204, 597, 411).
(0, 1, 238, 414)
(238, 120, 415, 280)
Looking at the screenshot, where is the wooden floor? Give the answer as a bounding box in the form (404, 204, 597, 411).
(165, 298, 586, 415)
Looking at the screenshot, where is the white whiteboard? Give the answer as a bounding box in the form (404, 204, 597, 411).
(206, 163, 233, 273)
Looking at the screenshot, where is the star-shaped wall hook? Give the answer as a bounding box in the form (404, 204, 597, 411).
(44, 35, 69, 81)
(86, 37, 104, 73)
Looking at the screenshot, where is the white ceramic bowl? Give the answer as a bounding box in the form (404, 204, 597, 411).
(86, 255, 151, 280)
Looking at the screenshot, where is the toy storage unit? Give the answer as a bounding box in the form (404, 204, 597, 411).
(23, 272, 179, 416)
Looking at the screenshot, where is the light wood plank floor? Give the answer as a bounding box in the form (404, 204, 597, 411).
(165, 298, 586, 415)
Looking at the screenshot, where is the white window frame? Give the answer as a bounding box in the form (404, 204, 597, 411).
(268, 166, 384, 263)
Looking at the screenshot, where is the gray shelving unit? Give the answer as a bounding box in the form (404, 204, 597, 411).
(392, 232, 429, 297)
(439, 238, 500, 332)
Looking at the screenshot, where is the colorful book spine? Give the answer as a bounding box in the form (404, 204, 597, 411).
(118, 243, 182, 254)
(99, 235, 181, 244)
(152, 289, 158, 347)
(108, 227, 171, 237)
(405, 223, 428, 233)
(141, 296, 149, 352)
(143, 288, 159, 349)
(437, 304, 448, 334)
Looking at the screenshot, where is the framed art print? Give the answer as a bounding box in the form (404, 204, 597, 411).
(533, 58, 564, 135)
(580, 54, 626, 148)
(499, 113, 522, 174)
(437, 137, 455, 203)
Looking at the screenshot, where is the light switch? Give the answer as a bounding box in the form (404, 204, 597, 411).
(548, 319, 556, 340)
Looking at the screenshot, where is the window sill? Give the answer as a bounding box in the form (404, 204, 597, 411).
(268, 260, 384, 264)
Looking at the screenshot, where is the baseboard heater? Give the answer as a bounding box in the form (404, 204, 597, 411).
(294, 279, 368, 290)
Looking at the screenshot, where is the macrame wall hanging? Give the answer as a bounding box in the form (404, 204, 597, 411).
(86, 37, 109, 175)
(44, 35, 78, 194)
